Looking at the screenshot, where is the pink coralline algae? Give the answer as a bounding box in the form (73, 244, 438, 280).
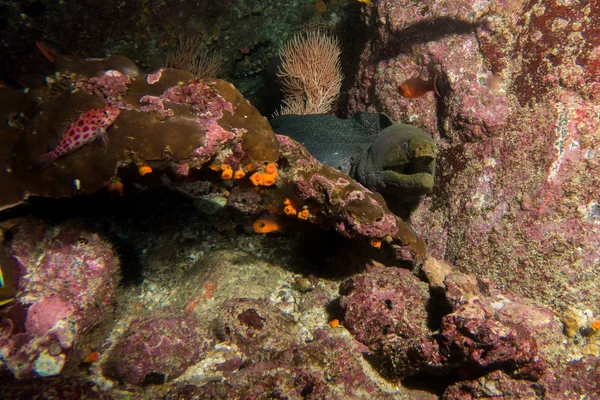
(339, 265, 443, 376)
(339, 262, 565, 386)
(215, 298, 302, 357)
(165, 330, 393, 400)
(438, 272, 559, 380)
(346, 0, 600, 313)
(0, 218, 120, 379)
(77, 70, 132, 101)
(103, 309, 215, 385)
(0, 376, 111, 399)
(443, 356, 600, 399)
(163, 81, 233, 129)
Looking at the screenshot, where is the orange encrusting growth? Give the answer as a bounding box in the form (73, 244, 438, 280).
(203, 282, 218, 299)
(370, 238, 382, 249)
(592, 320, 600, 331)
(250, 163, 279, 187)
(297, 209, 309, 220)
(107, 179, 124, 195)
(83, 352, 100, 363)
(221, 164, 233, 180)
(329, 319, 340, 328)
(138, 165, 153, 175)
(234, 169, 246, 179)
(184, 297, 201, 313)
(283, 198, 298, 215)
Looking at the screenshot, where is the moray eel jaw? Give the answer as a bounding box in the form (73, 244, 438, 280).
(353, 124, 437, 203)
(374, 153, 435, 197)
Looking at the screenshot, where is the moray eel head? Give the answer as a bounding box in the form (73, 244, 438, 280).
(354, 124, 437, 203)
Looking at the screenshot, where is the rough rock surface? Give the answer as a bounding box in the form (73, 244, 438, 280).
(345, 0, 600, 313)
(338, 260, 583, 396)
(103, 309, 214, 385)
(339, 264, 443, 376)
(0, 218, 120, 379)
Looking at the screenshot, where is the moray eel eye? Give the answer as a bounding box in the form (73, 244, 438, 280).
(401, 142, 409, 151)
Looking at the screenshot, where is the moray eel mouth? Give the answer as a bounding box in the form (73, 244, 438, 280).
(386, 154, 436, 177)
(376, 146, 437, 198)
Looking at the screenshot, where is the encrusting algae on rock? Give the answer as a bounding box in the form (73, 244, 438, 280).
(0, 54, 426, 260)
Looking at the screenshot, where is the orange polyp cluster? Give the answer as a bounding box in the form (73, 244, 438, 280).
(329, 319, 340, 329)
(108, 179, 124, 195)
(370, 238, 382, 249)
(265, 163, 277, 174)
(234, 169, 245, 179)
(282, 198, 311, 220)
(297, 209, 309, 220)
(221, 164, 233, 180)
(592, 320, 600, 331)
(250, 163, 279, 187)
(283, 198, 297, 215)
(138, 165, 152, 175)
(250, 172, 263, 186)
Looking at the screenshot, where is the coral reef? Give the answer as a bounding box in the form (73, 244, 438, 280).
(1, 0, 600, 390)
(0, 376, 111, 400)
(0, 55, 424, 260)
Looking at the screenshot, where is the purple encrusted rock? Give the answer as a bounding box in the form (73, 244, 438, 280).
(442, 370, 538, 399)
(0, 218, 120, 379)
(166, 330, 396, 399)
(215, 298, 302, 357)
(541, 355, 600, 398)
(346, 0, 600, 313)
(443, 355, 600, 399)
(103, 309, 213, 385)
(0, 376, 114, 400)
(339, 264, 443, 376)
(439, 272, 563, 380)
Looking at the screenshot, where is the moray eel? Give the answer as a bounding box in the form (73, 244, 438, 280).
(270, 112, 436, 215)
